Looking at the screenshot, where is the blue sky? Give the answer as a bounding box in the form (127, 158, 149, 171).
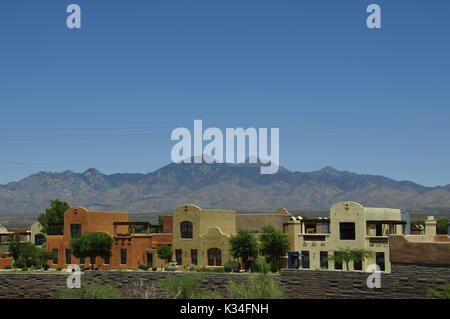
(0, 0, 449, 186)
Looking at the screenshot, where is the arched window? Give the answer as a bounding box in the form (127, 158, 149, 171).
(180, 221, 193, 238)
(207, 248, 222, 266)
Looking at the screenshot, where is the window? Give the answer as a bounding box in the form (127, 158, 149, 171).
(376, 252, 385, 271)
(334, 252, 342, 270)
(320, 251, 328, 269)
(52, 249, 58, 265)
(65, 249, 71, 265)
(70, 224, 81, 238)
(120, 249, 127, 265)
(90, 256, 96, 265)
(207, 248, 222, 266)
(301, 251, 310, 269)
(191, 249, 198, 265)
(354, 260, 362, 271)
(103, 255, 110, 265)
(180, 221, 193, 238)
(339, 222, 355, 240)
(175, 249, 182, 265)
(376, 224, 383, 236)
(80, 256, 85, 264)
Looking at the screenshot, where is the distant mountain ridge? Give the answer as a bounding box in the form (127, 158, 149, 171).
(1, 162, 450, 215)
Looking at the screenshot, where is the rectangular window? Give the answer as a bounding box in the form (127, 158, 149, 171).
(120, 249, 127, 265)
(320, 251, 328, 269)
(339, 222, 356, 240)
(52, 249, 58, 265)
(301, 251, 310, 269)
(191, 249, 198, 265)
(103, 255, 110, 265)
(70, 224, 82, 238)
(376, 224, 383, 236)
(376, 252, 385, 271)
(90, 256, 96, 265)
(334, 251, 342, 270)
(65, 249, 71, 265)
(175, 249, 182, 265)
(80, 256, 85, 264)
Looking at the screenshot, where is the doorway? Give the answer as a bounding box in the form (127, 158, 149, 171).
(146, 252, 153, 268)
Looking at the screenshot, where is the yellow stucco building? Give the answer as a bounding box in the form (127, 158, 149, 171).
(172, 204, 292, 269)
(286, 201, 411, 273)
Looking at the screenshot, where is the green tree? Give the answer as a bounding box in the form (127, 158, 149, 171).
(437, 218, 449, 234)
(260, 225, 289, 267)
(229, 229, 258, 270)
(35, 247, 52, 268)
(157, 244, 173, 263)
(7, 239, 21, 261)
(37, 200, 70, 235)
(328, 247, 375, 271)
(71, 232, 113, 270)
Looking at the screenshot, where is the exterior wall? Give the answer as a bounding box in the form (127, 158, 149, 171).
(172, 204, 235, 268)
(30, 222, 43, 245)
(287, 201, 405, 273)
(0, 263, 448, 299)
(236, 208, 292, 232)
(0, 256, 13, 268)
(389, 235, 450, 264)
(162, 215, 173, 233)
(46, 207, 173, 270)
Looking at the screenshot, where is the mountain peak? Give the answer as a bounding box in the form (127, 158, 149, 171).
(83, 168, 103, 176)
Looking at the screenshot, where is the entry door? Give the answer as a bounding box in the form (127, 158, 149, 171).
(146, 253, 153, 268)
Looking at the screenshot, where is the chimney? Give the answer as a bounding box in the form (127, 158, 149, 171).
(425, 216, 436, 241)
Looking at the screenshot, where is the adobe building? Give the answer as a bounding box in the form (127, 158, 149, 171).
(285, 201, 449, 273)
(171, 204, 292, 269)
(46, 207, 172, 269)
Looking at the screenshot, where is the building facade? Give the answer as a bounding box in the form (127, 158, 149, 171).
(46, 207, 172, 269)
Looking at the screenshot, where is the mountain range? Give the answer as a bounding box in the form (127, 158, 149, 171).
(1, 162, 450, 215)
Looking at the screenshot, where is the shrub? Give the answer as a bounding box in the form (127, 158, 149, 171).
(138, 264, 149, 271)
(3, 265, 12, 270)
(196, 266, 211, 272)
(212, 267, 225, 273)
(269, 263, 280, 273)
(224, 261, 240, 273)
(152, 267, 157, 271)
(21, 267, 28, 272)
(428, 284, 450, 299)
(56, 282, 124, 299)
(250, 259, 271, 274)
(225, 274, 285, 299)
(192, 290, 224, 299)
(159, 273, 204, 299)
(14, 260, 26, 269)
(43, 264, 50, 271)
(56, 266, 63, 271)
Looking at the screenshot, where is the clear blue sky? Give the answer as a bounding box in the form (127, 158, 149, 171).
(0, 0, 449, 186)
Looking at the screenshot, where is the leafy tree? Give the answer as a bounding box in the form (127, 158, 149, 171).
(260, 225, 289, 267)
(38, 200, 70, 235)
(7, 239, 21, 261)
(71, 232, 113, 270)
(437, 218, 449, 234)
(157, 244, 173, 263)
(229, 229, 258, 270)
(328, 247, 375, 271)
(35, 247, 53, 268)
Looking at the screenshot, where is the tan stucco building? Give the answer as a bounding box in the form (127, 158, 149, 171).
(172, 204, 292, 269)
